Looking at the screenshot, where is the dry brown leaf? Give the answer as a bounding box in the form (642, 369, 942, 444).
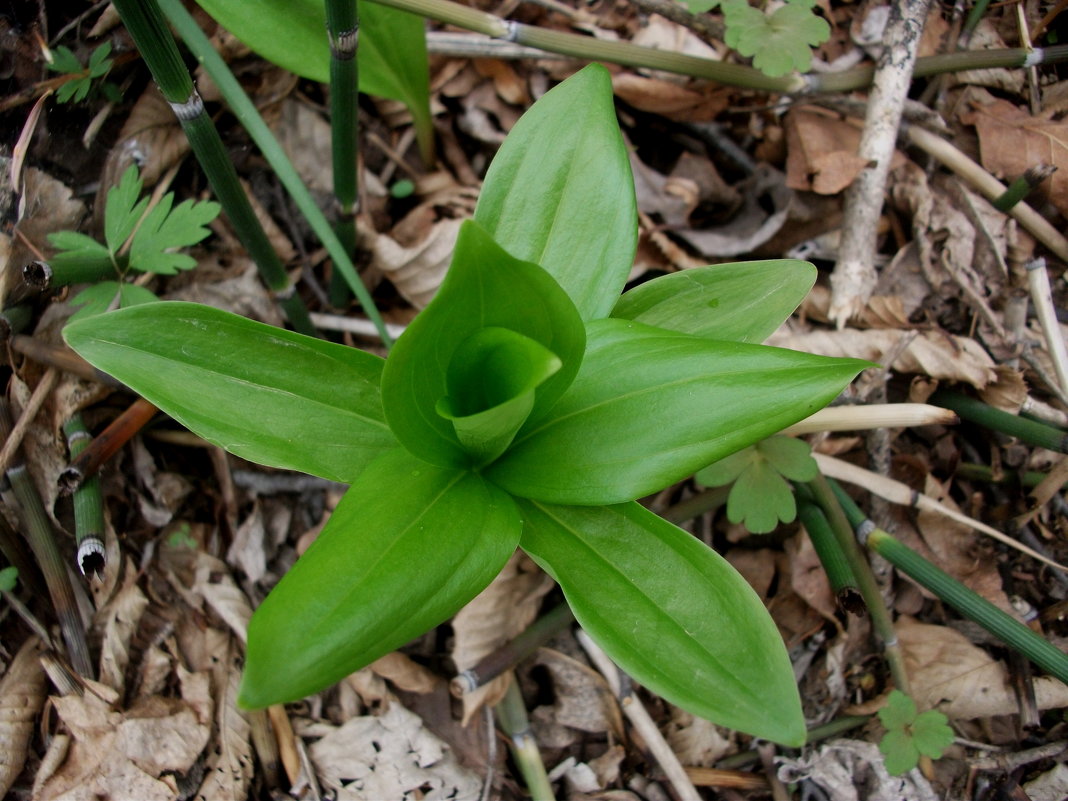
(665, 709, 734, 767)
(766, 327, 997, 389)
(95, 84, 188, 225)
(895, 616, 1068, 719)
(451, 551, 553, 723)
(533, 648, 619, 736)
(473, 58, 529, 106)
(725, 548, 776, 601)
(0, 637, 46, 797)
(95, 563, 149, 695)
(785, 107, 905, 195)
(38, 677, 209, 801)
(166, 257, 285, 326)
(307, 702, 482, 800)
(271, 99, 334, 195)
(192, 552, 253, 643)
(778, 739, 938, 801)
(195, 639, 254, 801)
(961, 92, 1068, 218)
(226, 499, 268, 583)
(369, 652, 439, 695)
(372, 203, 470, 309)
(611, 73, 728, 122)
(787, 532, 838, 623)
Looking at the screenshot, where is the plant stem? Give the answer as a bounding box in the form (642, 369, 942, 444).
(63, 416, 107, 578)
(992, 165, 1056, 212)
(662, 485, 730, 524)
(929, 389, 1068, 453)
(807, 474, 911, 695)
(1025, 258, 1068, 395)
(60, 397, 158, 494)
(452, 603, 574, 697)
(157, 0, 393, 347)
(366, 0, 1068, 93)
(110, 0, 316, 337)
(495, 677, 555, 801)
(794, 489, 862, 613)
(955, 462, 1046, 488)
(830, 480, 1068, 684)
(0, 305, 33, 343)
(23, 259, 113, 291)
(0, 399, 94, 678)
(325, 0, 360, 308)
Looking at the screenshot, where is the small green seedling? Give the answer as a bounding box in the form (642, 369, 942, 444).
(878, 690, 955, 775)
(0, 566, 17, 592)
(685, 0, 831, 77)
(47, 164, 220, 319)
(696, 435, 818, 534)
(46, 42, 119, 104)
(64, 66, 869, 745)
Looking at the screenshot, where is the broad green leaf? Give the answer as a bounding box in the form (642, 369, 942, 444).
(64, 302, 394, 482)
(518, 499, 805, 745)
(192, 0, 432, 156)
(612, 260, 815, 343)
(912, 711, 955, 758)
(487, 318, 868, 505)
(381, 220, 585, 468)
(474, 64, 637, 321)
(722, 0, 830, 77)
(437, 327, 563, 466)
(879, 729, 918, 775)
(878, 688, 917, 730)
(240, 447, 521, 707)
(105, 164, 149, 254)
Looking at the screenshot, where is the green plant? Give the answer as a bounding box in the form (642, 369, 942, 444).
(47, 164, 220, 320)
(0, 566, 17, 592)
(46, 41, 119, 103)
(64, 65, 868, 744)
(685, 0, 831, 77)
(192, 0, 433, 161)
(877, 690, 955, 775)
(695, 435, 817, 533)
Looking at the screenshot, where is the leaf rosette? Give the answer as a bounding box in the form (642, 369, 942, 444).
(64, 65, 869, 745)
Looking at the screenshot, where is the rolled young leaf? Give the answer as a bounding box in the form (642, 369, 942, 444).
(474, 64, 637, 322)
(612, 259, 815, 343)
(239, 447, 522, 707)
(381, 219, 585, 468)
(518, 498, 805, 746)
(64, 302, 394, 483)
(487, 318, 869, 505)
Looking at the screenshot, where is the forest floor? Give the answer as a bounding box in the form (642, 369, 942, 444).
(2, 0, 1068, 799)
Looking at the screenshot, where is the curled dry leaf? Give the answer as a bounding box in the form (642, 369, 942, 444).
(961, 91, 1068, 219)
(786, 108, 876, 195)
(307, 702, 482, 800)
(96, 563, 150, 695)
(777, 738, 938, 801)
(451, 551, 553, 723)
(193, 552, 254, 643)
(195, 639, 254, 801)
(369, 652, 439, 695)
(894, 616, 1068, 719)
(0, 637, 46, 797)
(665, 709, 734, 767)
(767, 327, 997, 389)
(612, 73, 728, 122)
(532, 648, 620, 736)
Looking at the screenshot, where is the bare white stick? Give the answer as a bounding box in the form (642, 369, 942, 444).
(574, 629, 702, 801)
(309, 312, 407, 341)
(814, 452, 1067, 572)
(781, 403, 957, 435)
(905, 125, 1068, 262)
(1026, 259, 1068, 397)
(830, 0, 932, 326)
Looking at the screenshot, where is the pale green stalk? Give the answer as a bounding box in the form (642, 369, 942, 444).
(63, 416, 106, 578)
(496, 678, 555, 801)
(110, 0, 316, 337)
(367, 0, 1068, 93)
(158, 0, 392, 346)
